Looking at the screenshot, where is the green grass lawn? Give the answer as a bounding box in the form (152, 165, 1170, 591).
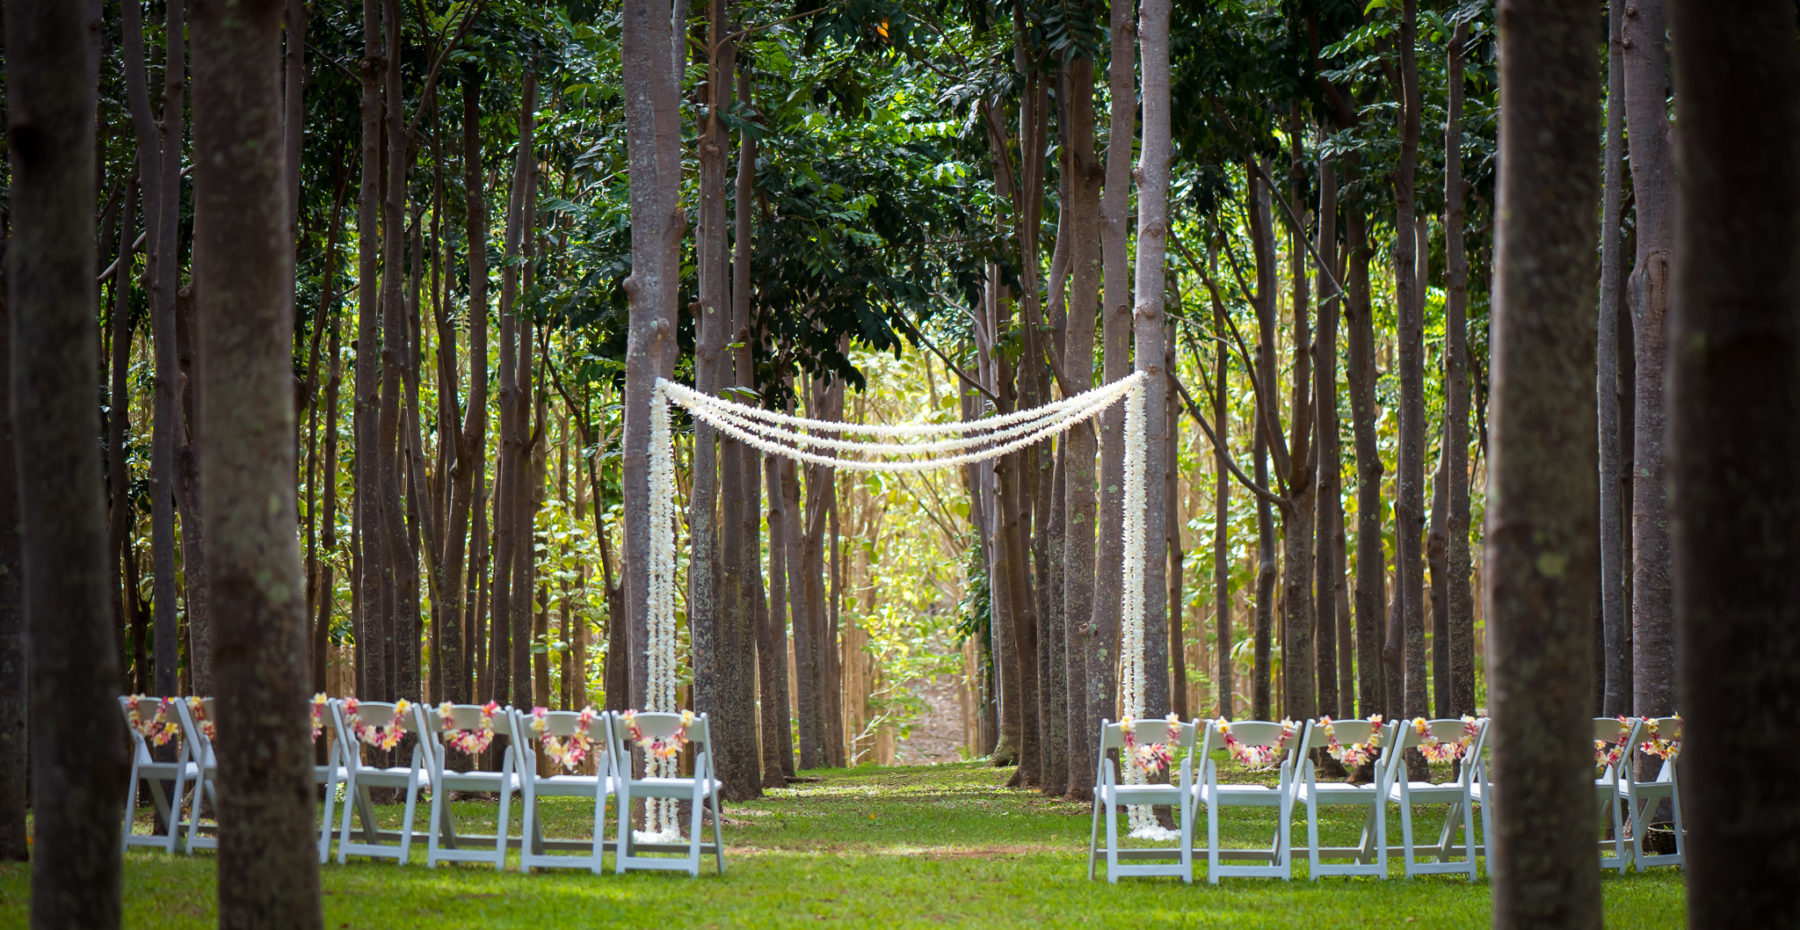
(0, 761, 1685, 928)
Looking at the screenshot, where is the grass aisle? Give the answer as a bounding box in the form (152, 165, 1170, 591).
(0, 762, 1683, 928)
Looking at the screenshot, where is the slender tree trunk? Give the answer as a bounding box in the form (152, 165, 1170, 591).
(726, 68, 766, 796)
(1486, 2, 1602, 924)
(1442, 21, 1475, 718)
(1623, 0, 1675, 723)
(1134, 0, 1173, 728)
(1667, 6, 1800, 923)
(1314, 154, 1345, 720)
(354, 0, 387, 702)
(109, 184, 137, 687)
(509, 138, 540, 711)
(1393, 0, 1428, 724)
(1595, 0, 1630, 718)
(5, 2, 131, 915)
(378, 0, 415, 704)
(1249, 167, 1278, 720)
(1090, 0, 1135, 734)
(1428, 442, 1449, 714)
(315, 297, 342, 695)
(0, 221, 21, 866)
(621, 0, 684, 714)
(1279, 126, 1315, 725)
(763, 453, 795, 779)
(1212, 285, 1233, 719)
(190, 1, 324, 919)
(1344, 186, 1386, 718)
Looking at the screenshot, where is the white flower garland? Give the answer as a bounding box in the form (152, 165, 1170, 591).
(643, 372, 1156, 840)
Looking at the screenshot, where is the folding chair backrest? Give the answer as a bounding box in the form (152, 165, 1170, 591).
(521, 707, 608, 773)
(1098, 716, 1198, 752)
(334, 699, 420, 770)
(1593, 716, 1640, 779)
(1392, 717, 1487, 785)
(1300, 716, 1394, 776)
(614, 711, 710, 753)
(1208, 719, 1303, 778)
(177, 697, 217, 768)
(121, 696, 183, 763)
(1635, 715, 1681, 781)
(426, 702, 513, 770)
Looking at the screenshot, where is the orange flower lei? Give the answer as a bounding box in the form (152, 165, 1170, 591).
(1216, 718, 1298, 769)
(437, 701, 501, 755)
(126, 695, 181, 747)
(1414, 716, 1480, 763)
(186, 697, 216, 740)
(1121, 713, 1181, 775)
(310, 693, 328, 742)
(1638, 714, 1681, 762)
(1593, 715, 1634, 770)
(1319, 715, 1385, 768)
(531, 706, 599, 771)
(343, 697, 411, 751)
(622, 709, 695, 762)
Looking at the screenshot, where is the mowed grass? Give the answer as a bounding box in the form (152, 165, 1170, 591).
(0, 760, 1685, 928)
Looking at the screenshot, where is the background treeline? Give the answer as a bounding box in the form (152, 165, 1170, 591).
(0, 0, 1675, 808)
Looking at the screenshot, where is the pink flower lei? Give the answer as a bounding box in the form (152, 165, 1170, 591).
(1319, 715, 1385, 769)
(186, 696, 216, 740)
(1594, 715, 1636, 770)
(1121, 714, 1182, 775)
(343, 697, 411, 751)
(438, 701, 501, 755)
(1638, 714, 1681, 762)
(126, 695, 181, 747)
(1414, 716, 1480, 763)
(531, 706, 598, 771)
(310, 693, 328, 743)
(622, 709, 695, 762)
(1215, 718, 1298, 769)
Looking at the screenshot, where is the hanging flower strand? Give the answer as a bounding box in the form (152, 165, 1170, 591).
(126, 695, 182, 747)
(530, 706, 598, 771)
(343, 697, 411, 752)
(1638, 714, 1681, 762)
(1216, 718, 1299, 769)
(310, 693, 329, 743)
(1121, 714, 1182, 776)
(1414, 716, 1481, 763)
(1594, 715, 1635, 770)
(186, 697, 216, 740)
(438, 701, 501, 755)
(1319, 715, 1385, 769)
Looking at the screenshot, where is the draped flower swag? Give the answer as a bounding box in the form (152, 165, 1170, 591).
(648, 371, 1155, 838)
(127, 695, 182, 747)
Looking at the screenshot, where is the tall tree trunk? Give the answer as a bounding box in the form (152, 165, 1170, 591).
(1344, 184, 1386, 718)
(1442, 20, 1475, 719)
(1595, 0, 1630, 718)
(189, 1, 324, 919)
(1249, 166, 1278, 720)
(621, 0, 684, 714)
(1134, 0, 1172, 727)
(1090, 0, 1135, 734)
(1060, 40, 1102, 798)
(1212, 284, 1233, 719)
(378, 0, 415, 705)
(5, 1, 131, 915)
(1279, 125, 1315, 725)
(354, 0, 387, 702)
(0, 227, 17, 861)
(1486, 2, 1602, 924)
(315, 294, 342, 695)
(1668, 6, 1800, 923)
(1428, 442, 1449, 714)
(1314, 153, 1345, 720)
(1623, 0, 1675, 722)
(1393, 0, 1428, 724)
(762, 453, 795, 779)
(441, 67, 488, 707)
(109, 184, 137, 686)
(509, 135, 540, 711)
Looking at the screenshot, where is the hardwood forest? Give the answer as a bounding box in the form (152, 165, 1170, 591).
(1, 0, 1798, 927)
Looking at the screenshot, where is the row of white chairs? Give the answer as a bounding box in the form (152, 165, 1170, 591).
(119, 696, 725, 877)
(1088, 713, 1684, 883)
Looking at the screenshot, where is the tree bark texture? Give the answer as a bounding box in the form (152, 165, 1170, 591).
(1249, 167, 1277, 720)
(189, 0, 325, 921)
(1060, 46, 1100, 785)
(1486, 2, 1602, 925)
(1666, 4, 1800, 923)
(0, 239, 19, 862)
(1442, 21, 1475, 719)
(1394, 0, 1428, 723)
(1314, 154, 1345, 720)
(1623, 0, 1676, 722)
(1595, 0, 1630, 719)
(5, 2, 131, 919)
(1134, 0, 1173, 724)
(1344, 191, 1386, 718)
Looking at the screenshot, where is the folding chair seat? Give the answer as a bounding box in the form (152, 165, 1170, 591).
(1622, 714, 1683, 869)
(119, 696, 197, 854)
(332, 698, 430, 864)
(1294, 716, 1400, 879)
(610, 710, 723, 877)
(174, 697, 219, 853)
(1385, 716, 1486, 880)
(422, 701, 519, 869)
(1085, 714, 1199, 883)
(304, 694, 347, 863)
(1592, 715, 1643, 873)
(514, 706, 615, 873)
(1192, 718, 1303, 882)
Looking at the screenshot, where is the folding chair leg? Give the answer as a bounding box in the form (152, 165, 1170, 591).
(335, 775, 358, 864)
(184, 778, 207, 855)
(1399, 800, 1417, 878)
(613, 790, 631, 875)
(590, 789, 609, 875)
(1306, 797, 1321, 880)
(399, 780, 420, 864)
(495, 786, 513, 870)
(687, 789, 705, 877)
(1462, 798, 1478, 881)
(1087, 800, 1101, 881)
(425, 791, 444, 868)
(1104, 798, 1120, 884)
(1208, 801, 1222, 885)
(710, 789, 725, 875)
(318, 773, 337, 864)
(1179, 800, 1193, 884)
(520, 787, 538, 874)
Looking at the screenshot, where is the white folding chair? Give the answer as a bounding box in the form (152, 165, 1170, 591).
(1386, 716, 1486, 880)
(1592, 715, 1643, 873)
(310, 694, 346, 864)
(1192, 718, 1303, 882)
(422, 701, 519, 869)
(173, 697, 218, 854)
(119, 696, 196, 854)
(610, 711, 723, 877)
(1085, 715, 1199, 883)
(332, 698, 430, 864)
(1295, 717, 1401, 879)
(1622, 714, 1684, 869)
(514, 706, 615, 873)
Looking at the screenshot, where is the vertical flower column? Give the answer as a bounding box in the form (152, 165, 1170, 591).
(1117, 382, 1169, 839)
(644, 383, 681, 838)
